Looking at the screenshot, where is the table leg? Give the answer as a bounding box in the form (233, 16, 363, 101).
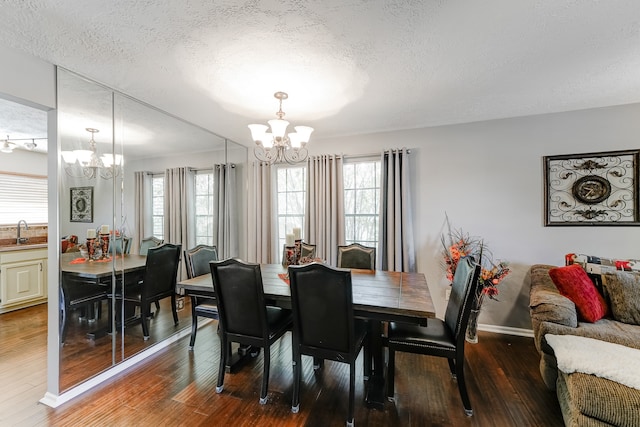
(364, 319, 386, 410)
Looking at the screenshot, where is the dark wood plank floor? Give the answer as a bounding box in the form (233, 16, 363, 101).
(0, 303, 564, 426)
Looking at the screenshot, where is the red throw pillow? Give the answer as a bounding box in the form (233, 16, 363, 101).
(549, 264, 609, 323)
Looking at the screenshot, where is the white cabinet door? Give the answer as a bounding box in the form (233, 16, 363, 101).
(0, 259, 45, 307)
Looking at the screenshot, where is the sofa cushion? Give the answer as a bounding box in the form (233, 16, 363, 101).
(603, 271, 640, 326)
(549, 264, 609, 323)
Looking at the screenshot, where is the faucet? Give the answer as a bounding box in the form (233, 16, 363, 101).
(17, 220, 29, 244)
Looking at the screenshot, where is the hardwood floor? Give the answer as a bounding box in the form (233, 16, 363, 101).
(0, 303, 564, 426)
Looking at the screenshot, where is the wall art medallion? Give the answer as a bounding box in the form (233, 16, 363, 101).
(70, 186, 94, 223)
(544, 150, 640, 226)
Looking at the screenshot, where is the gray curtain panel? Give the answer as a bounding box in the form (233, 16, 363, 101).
(164, 167, 194, 280)
(305, 154, 345, 265)
(134, 171, 151, 254)
(379, 148, 416, 272)
(212, 163, 238, 260)
(247, 161, 275, 264)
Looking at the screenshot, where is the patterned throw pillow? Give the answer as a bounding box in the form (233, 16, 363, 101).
(549, 264, 609, 323)
(602, 271, 640, 326)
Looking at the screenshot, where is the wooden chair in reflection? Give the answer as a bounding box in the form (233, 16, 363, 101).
(210, 258, 293, 404)
(109, 235, 131, 255)
(183, 244, 219, 350)
(108, 243, 181, 340)
(288, 262, 368, 427)
(337, 243, 376, 270)
(386, 255, 481, 416)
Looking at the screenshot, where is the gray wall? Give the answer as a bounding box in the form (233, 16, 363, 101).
(310, 103, 640, 330)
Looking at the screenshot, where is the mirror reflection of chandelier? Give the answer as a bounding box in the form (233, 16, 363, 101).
(248, 91, 313, 164)
(61, 128, 122, 179)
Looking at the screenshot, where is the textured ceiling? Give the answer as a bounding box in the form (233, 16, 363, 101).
(2, 0, 640, 148)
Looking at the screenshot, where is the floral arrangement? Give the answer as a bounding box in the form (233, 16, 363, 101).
(441, 220, 510, 306)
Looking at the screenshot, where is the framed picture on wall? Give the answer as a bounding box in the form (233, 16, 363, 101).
(70, 186, 94, 223)
(544, 149, 640, 226)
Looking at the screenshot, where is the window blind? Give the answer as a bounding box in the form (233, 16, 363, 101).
(0, 172, 48, 225)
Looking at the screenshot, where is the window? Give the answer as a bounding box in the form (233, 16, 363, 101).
(276, 166, 306, 261)
(0, 172, 48, 225)
(151, 174, 164, 240)
(343, 160, 381, 249)
(194, 171, 214, 245)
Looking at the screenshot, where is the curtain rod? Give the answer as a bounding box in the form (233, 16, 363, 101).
(342, 148, 412, 160)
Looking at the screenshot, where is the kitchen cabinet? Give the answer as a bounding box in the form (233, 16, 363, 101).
(0, 247, 47, 313)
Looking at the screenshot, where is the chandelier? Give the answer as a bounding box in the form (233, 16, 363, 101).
(248, 91, 313, 164)
(61, 128, 122, 179)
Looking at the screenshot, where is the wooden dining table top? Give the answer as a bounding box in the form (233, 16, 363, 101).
(177, 263, 435, 325)
(60, 252, 147, 279)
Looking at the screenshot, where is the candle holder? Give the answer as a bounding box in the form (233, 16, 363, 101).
(99, 233, 110, 259)
(283, 245, 296, 268)
(86, 238, 96, 261)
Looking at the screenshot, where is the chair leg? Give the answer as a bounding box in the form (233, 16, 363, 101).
(60, 305, 67, 344)
(291, 352, 301, 413)
(216, 334, 227, 393)
(455, 354, 473, 416)
(363, 338, 371, 380)
(386, 347, 396, 399)
(154, 300, 160, 311)
(347, 360, 356, 427)
(170, 295, 179, 325)
(141, 302, 150, 340)
(447, 358, 457, 379)
(188, 297, 198, 350)
(260, 345, 270, 404)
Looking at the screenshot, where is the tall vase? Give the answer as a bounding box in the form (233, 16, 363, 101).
(466, 309, 480, 343)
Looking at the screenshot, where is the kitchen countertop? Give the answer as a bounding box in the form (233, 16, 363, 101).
(0, 243, 48, 253)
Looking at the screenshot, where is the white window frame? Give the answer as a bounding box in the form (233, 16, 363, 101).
(275, 165, 306, 262)
(151, 174, 164, 240)
(343, 158, 381, 250)
(194, 170, 214, 246)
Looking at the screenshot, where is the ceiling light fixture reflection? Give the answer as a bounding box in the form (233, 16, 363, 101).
(61, 128, 122, 180)
(248, 92, 313, 164)
(0, 135, 46, 153)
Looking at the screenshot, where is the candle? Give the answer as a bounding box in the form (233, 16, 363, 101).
(87, 229, 96, 239)
(293, 227, 301, 241)
(100, 224, 109, 235)
(286, 233, 295, 246)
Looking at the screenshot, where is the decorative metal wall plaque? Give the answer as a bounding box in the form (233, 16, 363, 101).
(544, 150, 640, 226)
(70, 186, 94, 223)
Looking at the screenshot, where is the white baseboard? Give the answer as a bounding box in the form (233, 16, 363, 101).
(478, 323, 534, 338)
(39, 321, 204, 408)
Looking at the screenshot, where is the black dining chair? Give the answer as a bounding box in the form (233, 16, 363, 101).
(288, 262, 368, 427)
(386, 255, 481, 416)
(210, 258, 292, 404)
(184, 244, 219, 350)
(109, 243, 181, 340)
(59, 274, 109, 344)
(337, 243, 376, 270)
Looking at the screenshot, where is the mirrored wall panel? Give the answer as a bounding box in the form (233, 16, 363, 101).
(57, 68, 246, 392)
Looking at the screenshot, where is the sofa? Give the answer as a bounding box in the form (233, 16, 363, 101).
(529, 254, 640, 427)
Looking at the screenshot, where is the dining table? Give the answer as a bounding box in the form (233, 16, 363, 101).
(60, 252, 148, 338)
(176, 263, 435, 409)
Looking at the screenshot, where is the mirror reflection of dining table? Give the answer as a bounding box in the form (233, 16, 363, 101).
(176, 263, 435, 409)
(60, 252, 148, 338)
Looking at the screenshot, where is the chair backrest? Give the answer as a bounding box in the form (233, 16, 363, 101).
(288, 262, 354, 355)
(184, 244, 218, 279)
(210, 258, 268, 340)
(141, 243, 181, 298)
(337, 243, 376, 270)
(300, 242, 316, 259)
(444, 255, 482, 344)
(139, 236, 163, 255)
(110, 236, 132, 255)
